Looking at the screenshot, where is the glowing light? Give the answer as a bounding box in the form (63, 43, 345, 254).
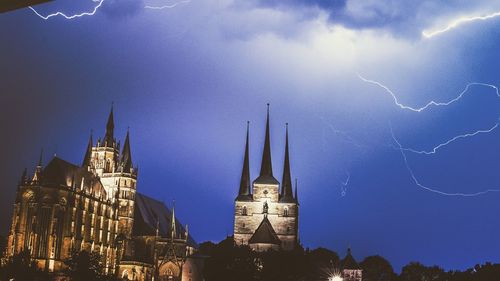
(422, 11, 500, 38)
(329, 275, 343, 281)
(358, 74, 500, 113)
(390, 127, 500, 197)
(29, 0, 105, 20)
(144, 0, 191, 10)
(400, 122, 499, 155)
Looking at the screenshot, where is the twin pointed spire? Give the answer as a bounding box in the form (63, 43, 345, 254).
(236, 104, 298, 201)
(280, 123, 294, 202)
(237, 121, 252, 200)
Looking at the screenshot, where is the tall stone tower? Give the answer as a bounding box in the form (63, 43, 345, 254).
(233, 105, 299, 251)
(83, 106, 138, 237)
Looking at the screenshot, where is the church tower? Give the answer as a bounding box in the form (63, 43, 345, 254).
(83, 106, 138, 237)
(233, 105, 299, 251)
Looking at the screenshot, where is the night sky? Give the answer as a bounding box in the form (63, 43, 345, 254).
(2, 0, 500, 272)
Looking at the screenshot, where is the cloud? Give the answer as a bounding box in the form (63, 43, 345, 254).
(101, 0, 144, 19)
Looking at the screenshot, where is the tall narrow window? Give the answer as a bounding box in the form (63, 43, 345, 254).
(242, 206, 247, 216)
(284, 207, 289, 217)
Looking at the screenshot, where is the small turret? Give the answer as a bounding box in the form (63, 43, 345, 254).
(120, 128, 133, 173)
(32, 149, 43, 182)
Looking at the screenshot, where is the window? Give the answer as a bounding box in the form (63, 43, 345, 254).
(284, 207, 289, 217)
(242, 206, 247, 216)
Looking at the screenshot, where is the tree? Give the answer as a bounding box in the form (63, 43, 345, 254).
(0, 235, 5, 259)
(399, 262, 446, 281)
(0, 250, 49, 281)
(203, 238, 259, 281)
(360, 255, 396, 281)
(64, 250, 114, 281)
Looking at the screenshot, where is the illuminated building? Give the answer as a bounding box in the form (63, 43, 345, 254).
(5, 107, 202, 281)
(233, 105, 299, 251)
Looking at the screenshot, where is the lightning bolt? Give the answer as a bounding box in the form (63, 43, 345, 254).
(422, 11, 500, 38)
(358, 74, 500, 113)
(400, 122, 499, 155)
(144, 0, 191, 10)
(317, 115, 366, 149)
(29, 0, 105, 20)
(340, 171, 350, 197)
(390, 126, 500, 197)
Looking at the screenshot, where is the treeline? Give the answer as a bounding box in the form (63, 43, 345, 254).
(1, 235, 500, 281)
(200, 238, 500, 281)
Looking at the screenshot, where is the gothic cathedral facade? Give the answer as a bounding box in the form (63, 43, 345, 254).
(233, 106, 299, 251)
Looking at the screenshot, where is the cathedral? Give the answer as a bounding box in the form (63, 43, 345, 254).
(233, 105, 299, 251)
(5, 107, 203, 281)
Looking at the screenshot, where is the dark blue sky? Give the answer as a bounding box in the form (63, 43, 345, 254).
(2, 0, 500, 272)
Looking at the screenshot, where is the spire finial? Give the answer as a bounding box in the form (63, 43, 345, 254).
(104, 105, 115, 147)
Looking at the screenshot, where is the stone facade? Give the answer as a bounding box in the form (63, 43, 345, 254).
(5, 107, 202, 281)
(233, 107, 299, 251)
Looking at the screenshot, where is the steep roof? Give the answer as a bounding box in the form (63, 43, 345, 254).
(133, 193, 198, 248)
(41, 157, 107, 197)
(341, 248, 361, 270)
(248, 216, 281, 245)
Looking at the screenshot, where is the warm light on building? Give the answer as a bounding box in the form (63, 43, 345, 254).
(329, 275, 343, 281)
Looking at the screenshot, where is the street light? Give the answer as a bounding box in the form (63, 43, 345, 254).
(329, 275, 343, 281)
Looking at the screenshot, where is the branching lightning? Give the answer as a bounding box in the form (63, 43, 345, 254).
(400, 122, 499, 155)
(144, 0, 191, 10)
(340, 171, 350, 197)
(422, 11, 500, 38)
(358, 74, 500, 113)
(390, 126, 500, 197)
(317, 115, 366, 149)
(29, 0, 105, 20)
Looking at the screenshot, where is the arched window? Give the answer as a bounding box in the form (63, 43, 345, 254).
(242, 206, 247, 216)
(106, 159, 111, 172)
(284, 207, 289, 217)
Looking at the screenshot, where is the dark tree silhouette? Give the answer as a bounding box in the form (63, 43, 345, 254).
(360, 255, 396, 281)
(203, 238, 260, 281)
(0, 235, 5, 259)
(64, 250, 115, 281)
(399, 262, 446, 281)
(0, 250, 49, 281)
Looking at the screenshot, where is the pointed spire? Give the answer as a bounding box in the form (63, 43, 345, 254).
(255, 104, 278, 184)
(82, 130, 93, 167)
(103, 104, 115, 147)
(120, 127, 133, 172)
(170, 202, 177, 240)
(280, 123, 293, 202)
(237, 122, 252, 201)
(38, 148, 44, 167)
(20, 168, 27, 185)
(32, 149, 43, 182)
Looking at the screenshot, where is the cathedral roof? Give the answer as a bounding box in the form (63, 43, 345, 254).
(341, 248, 361, 270)
(41, 156, 107, 198)
(133, 193, 198, 248)
(248, 216, 281, 245)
